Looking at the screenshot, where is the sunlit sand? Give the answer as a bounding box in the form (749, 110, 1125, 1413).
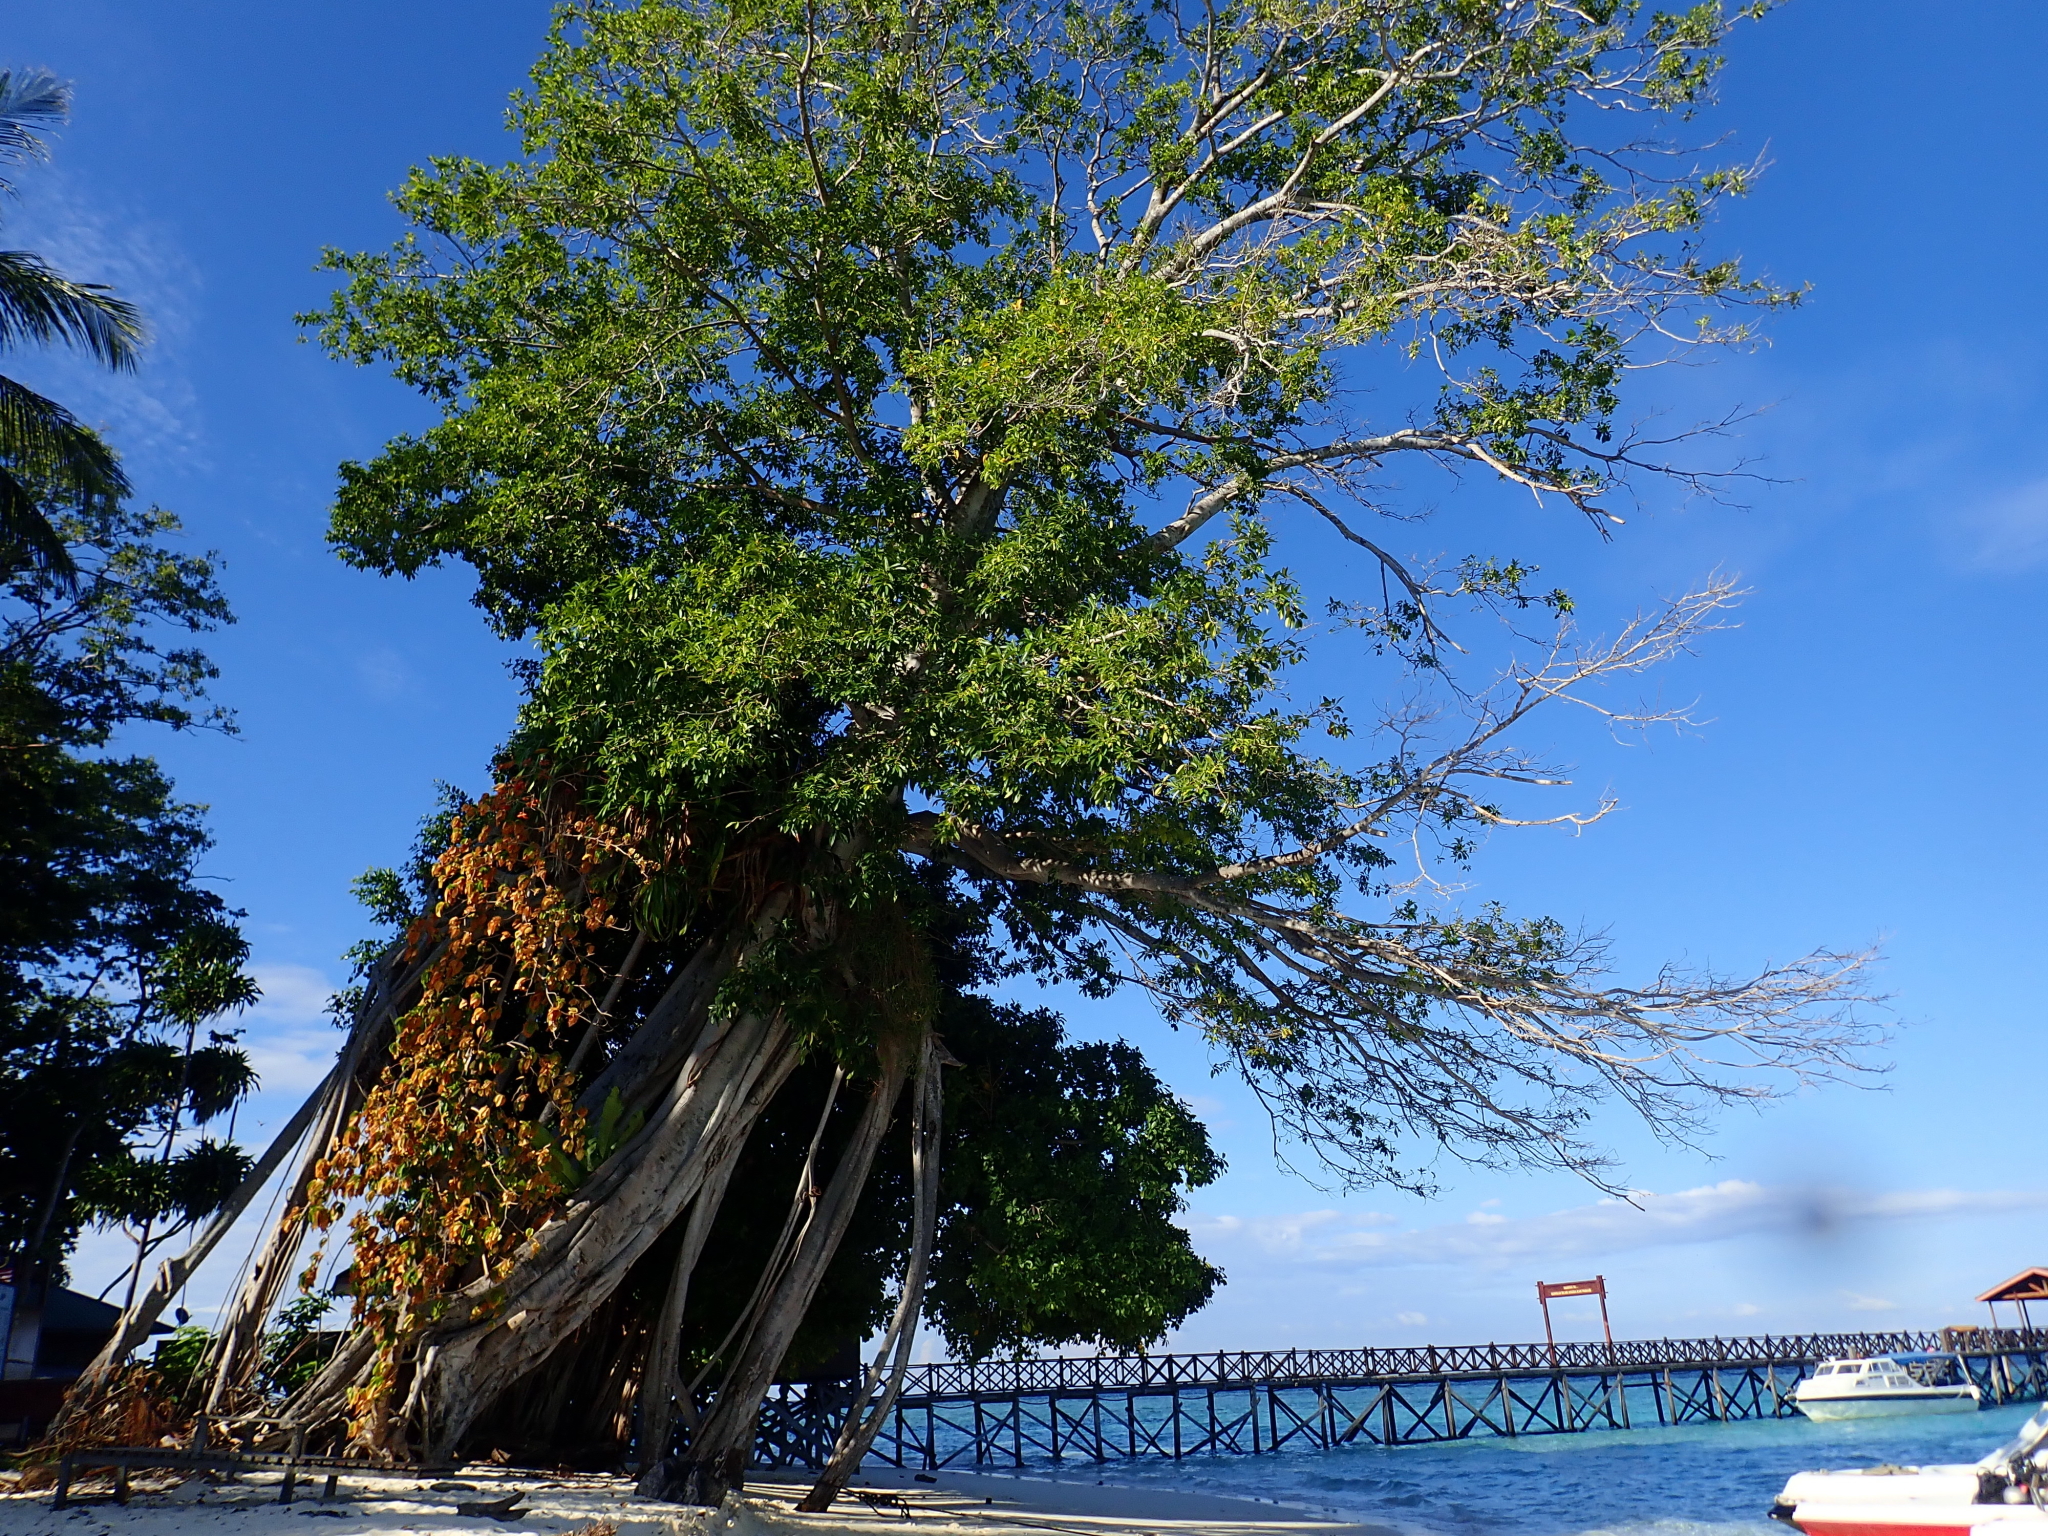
(0, 1463, 1400, 1536)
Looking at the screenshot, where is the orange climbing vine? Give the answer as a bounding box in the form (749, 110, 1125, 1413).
(306, 766, 656, 1432)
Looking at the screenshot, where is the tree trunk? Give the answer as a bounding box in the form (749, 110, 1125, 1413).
(676, 1067, 845, 1417)
(281, 1326, 379, 1449)
(199, 1141, 323, 1413)
(800, 1033, 944, 1510)
(280, 1002, 792, 1452)
(642, 1032, 915, 1507)
(577, 931, 740, 1122)
(203, 949, 406, 1413)
(24, 1122, 83, 1272)
(279, 898, 791, 1452)
(54, 1064, 340, 1428)
(634, 1123, 743, 1467)
(405, 1004, 802, 1461)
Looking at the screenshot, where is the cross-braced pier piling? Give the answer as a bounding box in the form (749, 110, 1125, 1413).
(753, 1328, 2048, 1471)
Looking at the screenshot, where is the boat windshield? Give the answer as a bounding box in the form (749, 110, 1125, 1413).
(1977, 1404, 2048, 1471)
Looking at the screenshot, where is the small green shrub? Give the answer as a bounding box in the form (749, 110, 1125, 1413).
(151, 1325, 213, 1397)
(258, 1294, 335, 1395)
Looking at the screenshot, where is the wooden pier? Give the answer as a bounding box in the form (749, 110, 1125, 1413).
(752, 1328, 2048, 1471)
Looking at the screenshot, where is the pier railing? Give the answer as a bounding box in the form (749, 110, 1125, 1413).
(890, 1328, 2042, 1396)
(751, 1327, 2048, 1471)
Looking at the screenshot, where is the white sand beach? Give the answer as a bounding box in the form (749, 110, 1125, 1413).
(0, 1462, 1400, 1536)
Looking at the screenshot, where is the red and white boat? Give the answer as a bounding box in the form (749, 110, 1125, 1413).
(1772, 1404, 2048, 1536)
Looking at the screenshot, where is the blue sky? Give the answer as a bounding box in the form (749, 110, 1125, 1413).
(8, 0, 2046, 1348)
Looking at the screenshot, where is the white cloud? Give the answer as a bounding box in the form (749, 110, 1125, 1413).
(1396, 1311, 1428, 1326)
(1191, 1180, 2048, 1274)
(247, 963, 337, 1026)
(1959, 477, 2048, 571)
(240, 963, 344, 1097)
(1844, 1291, 1899, 1313)
(1, 172, 205, 471)
(355, 646, 416, 701)
(1194, 1209, 1356, 1256)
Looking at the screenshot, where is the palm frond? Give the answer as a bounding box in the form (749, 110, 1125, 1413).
(0, 462, 76, 583)
(0, 69, 130, 590)
(0, 68, 67, 188)
(0, 251, 144, 368)
(0, 370, 128, 498)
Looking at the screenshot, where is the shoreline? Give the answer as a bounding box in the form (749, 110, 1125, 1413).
(0, 1462, 1403, 1536)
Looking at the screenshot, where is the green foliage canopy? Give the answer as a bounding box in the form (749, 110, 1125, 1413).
(931, 996, 1221, 1358)
(0, 501, 257, 1279)
(316, 0, 1870, 1190)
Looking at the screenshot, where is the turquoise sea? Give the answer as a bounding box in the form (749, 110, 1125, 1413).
(1018, 1402, 2042, 1536)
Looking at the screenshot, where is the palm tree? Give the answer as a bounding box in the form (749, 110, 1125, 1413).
(0, 67, 144, 585)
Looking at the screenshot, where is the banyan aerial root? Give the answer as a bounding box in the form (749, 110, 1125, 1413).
(306, 768, 656, 1445)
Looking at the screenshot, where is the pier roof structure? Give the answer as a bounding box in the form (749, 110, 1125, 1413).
(1977, 1268, 2048, 1329)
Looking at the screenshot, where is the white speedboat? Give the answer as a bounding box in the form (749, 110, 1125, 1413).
(1771, 1401, 2048, 1535)
(1793, 1356, 1983, 1421)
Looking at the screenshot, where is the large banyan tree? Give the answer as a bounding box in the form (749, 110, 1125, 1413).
(71, 0, 1875, 1505)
